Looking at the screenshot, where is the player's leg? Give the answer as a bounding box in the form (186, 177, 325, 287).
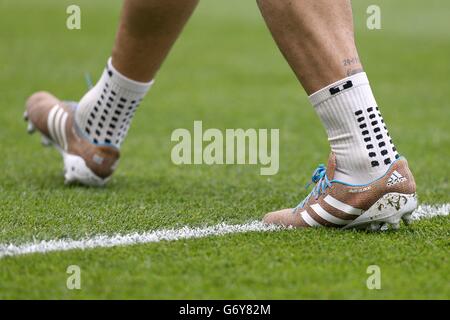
(257, 0, 362, 94)
(112, 0, 199, 82)
(257, 0, 417, 230)
(25, 0, 198, 186)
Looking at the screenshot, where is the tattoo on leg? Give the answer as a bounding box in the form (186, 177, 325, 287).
(346, 68, 364, 76)
(342, 57, 360, 66)
(343, 57, 363, 76)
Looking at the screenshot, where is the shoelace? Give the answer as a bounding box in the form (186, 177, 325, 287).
(294, 164, 332, 211)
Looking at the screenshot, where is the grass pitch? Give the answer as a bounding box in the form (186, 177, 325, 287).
(0, 0, 449, 299)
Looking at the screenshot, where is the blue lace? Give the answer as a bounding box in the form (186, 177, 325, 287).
(294, 164, 332, 211)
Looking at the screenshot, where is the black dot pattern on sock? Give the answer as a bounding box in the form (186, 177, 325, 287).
(354, 105, 398, 168)
(82, 76, 148, 146)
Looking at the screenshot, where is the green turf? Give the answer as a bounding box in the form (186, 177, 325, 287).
(0, 0, 449, 299)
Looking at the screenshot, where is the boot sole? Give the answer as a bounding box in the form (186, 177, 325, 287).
(343, 192, 418, 231)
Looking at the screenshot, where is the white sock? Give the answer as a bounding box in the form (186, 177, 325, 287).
(309, 72, 399, 185)
(75, 58, 153, 148)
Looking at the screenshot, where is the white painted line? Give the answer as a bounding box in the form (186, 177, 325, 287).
(411, 203, 449, 221)
(0, 203, 447, 259)
(0, 221, 282, 259)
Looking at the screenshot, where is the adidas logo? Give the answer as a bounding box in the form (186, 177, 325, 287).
(387, 170, 407, 187)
